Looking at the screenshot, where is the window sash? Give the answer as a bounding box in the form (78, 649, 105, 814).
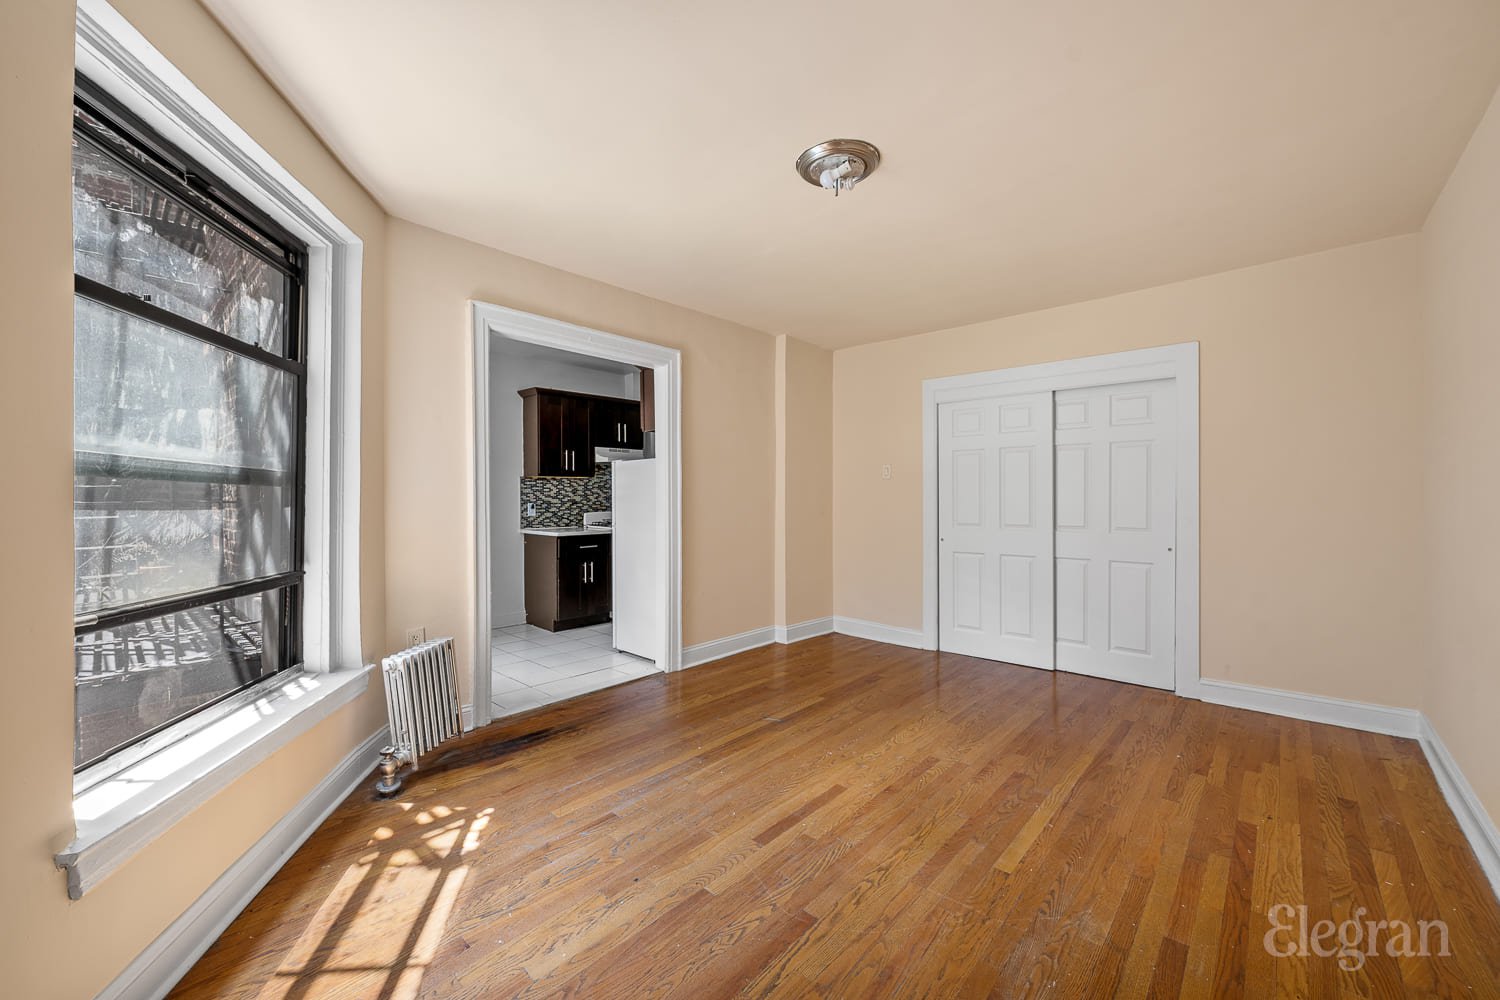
(72, 85, 309, 772)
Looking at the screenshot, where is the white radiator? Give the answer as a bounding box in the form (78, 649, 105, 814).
(380, 637, 463, 775)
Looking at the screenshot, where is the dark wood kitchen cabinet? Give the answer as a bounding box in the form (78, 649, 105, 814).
(524, 534, 611, 630)
(519, 387, 641, 477)
(519, 388, 591, 477)
(591, 396, 643, 450)
(638, 367, 655, 433)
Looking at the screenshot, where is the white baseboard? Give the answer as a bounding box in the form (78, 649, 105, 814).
(99, 727, 388, 1000)
(775, 617, 834, 644)
(461, 703, 475, 731)
(832, 616, 927, 649)
(681, 626, 776, 669)
(1418, 715, 1500, 897)
(1196, 678, 1422, 738)
(1196, 677, 1497, 901)
(491, 608, 527, 628)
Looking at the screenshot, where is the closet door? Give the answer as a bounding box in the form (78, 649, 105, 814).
(937, 393, 1054, 669)
(1053, 379, 1177, 689)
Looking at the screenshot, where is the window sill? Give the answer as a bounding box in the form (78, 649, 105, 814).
(56, 665, 371, 899)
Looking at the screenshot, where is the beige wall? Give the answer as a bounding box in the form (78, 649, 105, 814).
(1, 0, 1492, 995)
(833, 235, 1427, 709)
(1420, 82, 1500, 825)
(384, 218, 775, 691)
(774, 335, 833, 627)
(0, 2, 391, 997)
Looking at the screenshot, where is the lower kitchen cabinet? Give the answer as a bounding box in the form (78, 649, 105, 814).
(524, 534, 612, 630)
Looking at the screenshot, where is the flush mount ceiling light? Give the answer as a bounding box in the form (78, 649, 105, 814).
(795, 139, 881, 197)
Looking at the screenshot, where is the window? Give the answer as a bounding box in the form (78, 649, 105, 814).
(71, 78, 308, 771)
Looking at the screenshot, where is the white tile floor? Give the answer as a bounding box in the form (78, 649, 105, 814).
(490, 621, 660, 718)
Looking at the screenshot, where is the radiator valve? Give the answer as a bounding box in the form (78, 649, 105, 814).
(375, 745, 406, 797)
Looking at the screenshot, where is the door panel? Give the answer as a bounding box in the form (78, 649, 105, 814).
(1054, 379, 1176, 689)
(938, 393, 1054, 668)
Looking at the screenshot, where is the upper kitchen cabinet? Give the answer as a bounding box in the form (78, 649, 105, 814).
(592, 396, 643, 450)
(520, 388, 592, 477)
(638, 367, 655, 434)
(519, 387, 642, 477)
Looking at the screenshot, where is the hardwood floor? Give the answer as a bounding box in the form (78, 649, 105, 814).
(169, 636, 1500, 999)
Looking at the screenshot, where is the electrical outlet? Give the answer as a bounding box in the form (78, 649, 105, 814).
(405, 626, 427, 647)
(881, 464, 892, 480)
(527, 502, 536, 517)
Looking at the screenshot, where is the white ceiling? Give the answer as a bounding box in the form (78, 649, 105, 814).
(203, 0, 1500, 350)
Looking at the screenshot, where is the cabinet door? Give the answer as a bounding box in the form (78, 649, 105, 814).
(534, 392, 570, 477)
(618, 401, 643, 449)
(557, 541, 589, 620)
(592, 399, 643, 449)
(561, 396, 592, 475)
(581, 540, 611, 618)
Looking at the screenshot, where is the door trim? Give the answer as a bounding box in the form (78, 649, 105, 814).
(471, 301, 683, 730)
(921, 343, 1200, 696)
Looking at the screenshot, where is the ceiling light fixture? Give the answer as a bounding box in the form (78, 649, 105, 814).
(795, 139, 881, 197)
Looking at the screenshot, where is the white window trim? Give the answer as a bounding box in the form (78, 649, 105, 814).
(919, 342, 1201, 696)
(58, 0, 367, 899)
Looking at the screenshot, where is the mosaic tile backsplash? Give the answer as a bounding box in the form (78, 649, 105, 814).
(519, 462, 612, 528)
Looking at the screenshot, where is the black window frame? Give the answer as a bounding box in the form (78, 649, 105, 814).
(71, 74, 310, 772)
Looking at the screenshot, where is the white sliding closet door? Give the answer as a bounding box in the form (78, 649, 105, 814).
(1053, 379, 1177, 689)
(937, 393, 1054, 669)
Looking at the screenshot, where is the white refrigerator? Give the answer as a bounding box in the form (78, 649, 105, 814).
(611, 458, 658, 662)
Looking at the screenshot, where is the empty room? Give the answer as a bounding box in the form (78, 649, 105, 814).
(5, 0, 1500, 997)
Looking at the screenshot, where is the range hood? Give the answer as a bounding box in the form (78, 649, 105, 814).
(594, 446, 645, 463)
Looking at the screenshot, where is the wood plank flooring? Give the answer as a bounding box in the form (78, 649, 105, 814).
(169, 636, 1500, 999)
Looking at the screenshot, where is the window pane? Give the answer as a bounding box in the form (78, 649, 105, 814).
(72, 128, 290, 356)
(73, 296, 297, 612)
(75, 459, 292, 614)
(74, 587, 289, 769)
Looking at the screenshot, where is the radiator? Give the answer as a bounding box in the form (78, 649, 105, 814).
(378, 637, 463, 793)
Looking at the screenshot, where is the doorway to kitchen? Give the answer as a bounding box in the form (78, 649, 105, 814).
(471, 301, 683, 729)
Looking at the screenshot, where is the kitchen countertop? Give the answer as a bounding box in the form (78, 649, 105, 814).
(520, 526, 613, 537)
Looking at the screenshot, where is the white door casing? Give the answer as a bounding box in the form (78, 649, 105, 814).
(937, 393, 1055, 669)
(1054, 380, 1177, 689)
(471, 301, 683, 730)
